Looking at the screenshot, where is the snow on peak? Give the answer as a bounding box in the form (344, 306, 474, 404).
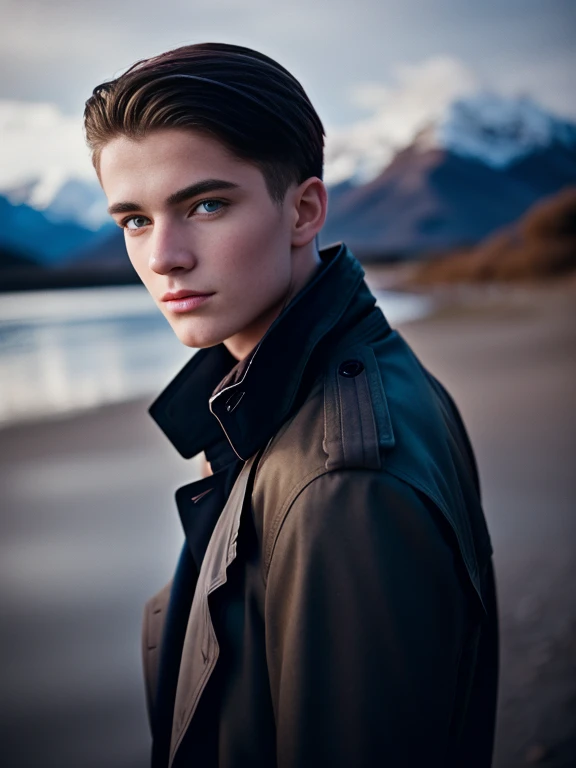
(1, 175, 110, 230)
(0, 100, 109, 228)
(436, 92, 576, 168)
(324, 56, 477, 186)
(325, 81, 576, 187)
(44, 177, 110, 230)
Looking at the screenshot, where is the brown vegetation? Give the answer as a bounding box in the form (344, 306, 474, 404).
(411, 186, 576, 284)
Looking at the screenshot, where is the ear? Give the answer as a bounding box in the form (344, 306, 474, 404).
(291, 177, 328, 248)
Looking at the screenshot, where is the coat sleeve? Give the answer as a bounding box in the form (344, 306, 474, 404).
(264, 469, 470, 768)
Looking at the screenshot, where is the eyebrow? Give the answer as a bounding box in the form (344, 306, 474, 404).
(107, 178, 241, 216)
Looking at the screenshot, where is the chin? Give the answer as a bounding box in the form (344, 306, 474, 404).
(170, 318, 233, 350)
(174, 330, 221, 349)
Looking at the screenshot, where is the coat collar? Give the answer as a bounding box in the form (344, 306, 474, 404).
(149, 241, 382, 461)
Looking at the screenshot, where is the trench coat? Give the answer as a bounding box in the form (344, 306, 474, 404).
(143, 242, 499, 768)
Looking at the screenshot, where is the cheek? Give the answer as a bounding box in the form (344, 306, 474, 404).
(214, 207, 292, 288)
(124, 238, 154, 285)
(124, 237, 142, 270)
(218, 241, 290, 309)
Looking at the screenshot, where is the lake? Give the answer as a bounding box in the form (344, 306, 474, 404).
(0, 284, 432, 427)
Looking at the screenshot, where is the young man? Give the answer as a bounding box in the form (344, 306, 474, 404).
(84, 43, 498, 767)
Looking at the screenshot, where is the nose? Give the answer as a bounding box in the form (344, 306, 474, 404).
(148, 221, 197, 275)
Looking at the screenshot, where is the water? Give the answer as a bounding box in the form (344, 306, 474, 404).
(0, 285, 432, 427)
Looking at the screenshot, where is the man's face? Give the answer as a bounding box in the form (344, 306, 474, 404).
(99, 128, 297, 353)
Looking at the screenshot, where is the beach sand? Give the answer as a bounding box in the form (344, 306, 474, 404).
(1, 282, 575, 767)
(399, 284, 576, 767)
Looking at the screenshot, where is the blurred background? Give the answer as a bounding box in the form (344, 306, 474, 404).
(0, 1, 575, 766)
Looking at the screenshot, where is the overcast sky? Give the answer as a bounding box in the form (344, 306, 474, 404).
(1, 0, 575, 190)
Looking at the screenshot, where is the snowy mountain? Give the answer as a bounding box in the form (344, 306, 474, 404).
(0, 194, 115, 265)
(1, 175, 110, 230)
(1, 91, 575, 270)
(320, 93, 576, 258)
(437, 93, 576, 168)
(44, 177, 110, 229)
(325, 92, 576, 186)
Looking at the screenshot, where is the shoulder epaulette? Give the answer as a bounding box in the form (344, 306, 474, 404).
(323, 345, 395, 471)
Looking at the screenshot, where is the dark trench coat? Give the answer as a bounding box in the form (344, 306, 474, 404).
(142, 242, 499, 767)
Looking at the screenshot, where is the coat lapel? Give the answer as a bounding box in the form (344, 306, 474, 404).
(142, 581, 173, 730)
(168, 452, 258, 767)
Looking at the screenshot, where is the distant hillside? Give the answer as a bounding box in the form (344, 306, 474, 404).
(0, 226, 138, 293)
(0, 244, 39, 271)
(0, 194, 114, 265)
(2, 176, 109, 230)
(321, 93, 576, 259)
(0, 244, 46, 291)
(63, 227, 131, 269)
(325, 92, 576, 187)
(410, 186, 576, 283)
(321, 137, 576, 260)
(48, 227, 139, 287)
(1, 91, 576, 290)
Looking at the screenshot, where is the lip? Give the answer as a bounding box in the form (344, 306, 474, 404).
(161, 289, 215, 313)
(161, 289, 213, 301)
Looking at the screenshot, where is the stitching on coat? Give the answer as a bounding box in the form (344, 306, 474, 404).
(263, 465, 330, 576)
(354, 376, 365, 465)
(384, 464, 485, 615)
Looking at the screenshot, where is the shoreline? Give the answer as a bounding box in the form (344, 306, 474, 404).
(0, 284, 432, 429)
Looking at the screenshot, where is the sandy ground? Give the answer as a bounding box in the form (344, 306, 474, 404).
(0, 282, 575, 767)
(398, 285, 576, 767)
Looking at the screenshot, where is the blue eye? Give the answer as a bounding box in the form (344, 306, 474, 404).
(196, 199, 224, 214)
(125, 215, 150, 230)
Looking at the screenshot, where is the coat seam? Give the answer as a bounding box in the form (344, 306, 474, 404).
(263, 465, 390, 582)
(354, 376, 365, 465)
(385, 464, 478, 578)
(384, 464, 486, 615)
(263, 465, 332, 579)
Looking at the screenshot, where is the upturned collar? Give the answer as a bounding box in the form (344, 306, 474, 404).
(149, 242, 385, 461)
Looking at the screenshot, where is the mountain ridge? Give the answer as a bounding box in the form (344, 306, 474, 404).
(1, 91, 575, 269)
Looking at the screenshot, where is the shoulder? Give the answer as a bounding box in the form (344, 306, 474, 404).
(252, 329, 492, 614)
(265, 468, 468, 602)
(267, 467, 448, 560)
(252, 329, 457, 524)
(252, 339, 395, 505)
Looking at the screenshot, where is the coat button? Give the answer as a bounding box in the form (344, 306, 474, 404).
(338, 359, 365, 378)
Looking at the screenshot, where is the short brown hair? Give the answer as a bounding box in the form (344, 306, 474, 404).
(83, 42, 325, 203)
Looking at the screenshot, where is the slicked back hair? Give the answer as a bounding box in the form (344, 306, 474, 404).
(83, 42, 325, 204)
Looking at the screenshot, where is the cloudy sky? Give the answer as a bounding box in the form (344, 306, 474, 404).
(1, 0, 575, 192)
